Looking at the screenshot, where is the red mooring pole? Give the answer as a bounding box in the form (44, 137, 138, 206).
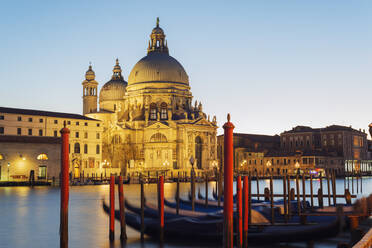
(159, 175, 164, 243)
(236, 175, 243, 248)
(223, 114, 235, 248)
(109, 175, 115, 241)
(60, 123, 70, 248)
(243, 176, 249, 247)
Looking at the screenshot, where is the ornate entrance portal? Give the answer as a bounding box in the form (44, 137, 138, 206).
(195, 136, 202, 169)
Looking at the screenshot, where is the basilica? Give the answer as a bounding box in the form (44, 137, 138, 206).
(83, 19, 218, 174)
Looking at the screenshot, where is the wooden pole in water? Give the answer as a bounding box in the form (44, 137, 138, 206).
(205, 173, 208, 207)
(302, 173, 306, 204)
(331, 170, 336, 206)
(360, 169, 363, 193)
(356, 167, 359, 194)
(319, 171, 324, 208)
(326, 169, 331, 206)
(270, 174, 274, 224)
(217, 171, 221, 207)
(310, 173, 314, 208)
(60, 123, 70, 248)
(176, 172, 180, 215)
(109, 175, 115, 241)
(282, 174, 287, 221)
(351, 162, 354, 194)
(248, 173, 252, 225)
(223, 114, 234, 248)
(118, 175, 127, 241)
(158, 175, 164, 243)
(140, 175, 145, 240)
(256, 170, 260, 201)
(236, 175, 243, 248)
(287, 174, 292, 219)
(296, 172, 301, 215)
(191, 168, 195, 211)
(243, 176, 249, 247)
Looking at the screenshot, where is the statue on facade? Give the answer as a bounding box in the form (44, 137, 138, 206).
(198, 102, 203, 112)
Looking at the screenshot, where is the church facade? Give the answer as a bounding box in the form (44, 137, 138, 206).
(84, 19, 218, 174)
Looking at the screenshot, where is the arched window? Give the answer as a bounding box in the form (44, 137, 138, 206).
(160, 102, 168, 120)
(84, 144, 88, 154)
(74, 143, 80, 154)
(96, 145, 100, 154)
(195, 136, 203, 169)
(149, 103, 157, 120)
(112, 135, 121, 145)
(150, 133, 167, 143)
(37, 153, 48, 160)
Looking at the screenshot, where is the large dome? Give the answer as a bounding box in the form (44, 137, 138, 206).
(99, 59, 128, 102)
(128, 52, 189, 85)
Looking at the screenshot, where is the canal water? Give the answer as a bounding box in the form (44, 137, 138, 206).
(0, 177, 371, 248)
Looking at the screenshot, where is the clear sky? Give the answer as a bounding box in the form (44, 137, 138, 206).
(0, 1, 371, 135)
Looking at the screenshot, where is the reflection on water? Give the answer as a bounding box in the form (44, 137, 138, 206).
(0, 177, 371, 248)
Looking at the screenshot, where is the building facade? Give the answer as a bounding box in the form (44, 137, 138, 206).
(0, 136, 61, 181)
(281, 125, 369, 172)
(0, 107, 111, 180)
(84, 19, 218, 174)
(217, 124, 368, 175)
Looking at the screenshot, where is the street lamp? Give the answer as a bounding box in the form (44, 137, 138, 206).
(211, 160, 218, 169)
(102, 160, 110, 178)
(163, 160, 170, 168)
(266, 160, 272, 175)
(190, 156, 195, 169)
(295, 161, 300, 174)
(7, 162, 10, 181)
(240, 160, 247, 172)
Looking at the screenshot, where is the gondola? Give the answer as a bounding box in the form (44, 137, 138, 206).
(124, 198, 221, 220)
(164, 198, 222, 213)
(102, 201, 341, 244)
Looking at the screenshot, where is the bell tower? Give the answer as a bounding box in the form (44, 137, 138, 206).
(82, 63, 98, 115)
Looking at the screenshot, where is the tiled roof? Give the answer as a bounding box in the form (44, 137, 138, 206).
(0, 107, 99, 121)
(283, 125, 364, 134)
(0, 135, 61, 144)
(233, 133, 280, 143)
(265, 150, 340, 157)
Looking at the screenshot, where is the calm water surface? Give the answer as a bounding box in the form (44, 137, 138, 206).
(0, 177, 371, 248)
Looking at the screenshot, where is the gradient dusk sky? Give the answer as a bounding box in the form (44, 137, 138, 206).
(0, 1, 371, 135)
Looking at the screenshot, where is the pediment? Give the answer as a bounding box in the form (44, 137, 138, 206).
(192, 118, 214, 127)
(145, 121, 170, 130)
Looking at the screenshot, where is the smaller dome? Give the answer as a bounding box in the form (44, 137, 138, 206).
(85, 65, 95, 81)
(152, 26, 164, 35)
(99, 80, 127, 102)
(99, 59, 128, 102)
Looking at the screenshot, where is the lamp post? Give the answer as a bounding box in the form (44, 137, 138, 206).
(295, 161, 300, 175)
(212, 160, 218, 177)
(266, 160, 272, 176)
(190, 156, 195, 211)
(190, 156, 195, 169)
(240, 160, 247, 172)
(102, 160, 110, 178)
(163, 160, 170, 168)
(7, 162, 10, 181)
